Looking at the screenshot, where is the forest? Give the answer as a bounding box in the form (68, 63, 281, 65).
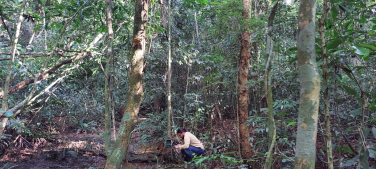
(0, 0, 375, 168)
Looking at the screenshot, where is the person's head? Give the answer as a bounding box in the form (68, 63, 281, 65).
(176, 128, 187, 138)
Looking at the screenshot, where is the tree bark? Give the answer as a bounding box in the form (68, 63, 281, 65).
(104, 0, 115, 157)
(104, 0, 149, 168)
(319, 0, 333, 168)
(294, 0, 320, 168)
(238, 0, 253, 161)
(264, 2, 278, 169)
(166, 0, 172, 138)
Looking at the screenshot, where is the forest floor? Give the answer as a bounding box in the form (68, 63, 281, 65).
(0, 116, 236, 169)
(0, 130, 108, 169)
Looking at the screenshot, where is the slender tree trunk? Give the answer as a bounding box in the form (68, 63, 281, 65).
(294, 0, 320, 168)
(264, 2, 278, 169)
(319, 0, 333, 168)
(166, 0, 172, 138)
(335, 66, 341, 168)
(105, 0, 149, 168)
(238, 0, 253, 161)
(183, 64, 189, 128)
(104, 0, 114, 157)
(0, 0, 28, 137)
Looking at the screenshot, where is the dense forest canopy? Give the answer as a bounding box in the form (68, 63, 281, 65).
(0, 0, 376, 168)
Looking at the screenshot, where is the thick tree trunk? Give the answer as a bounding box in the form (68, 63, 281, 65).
(264, 2, 278, 169)
(104, 0, 149, 168)
(294, 0, 320, 169)
(0, 0, 28, 136)
(238, 0, 253, 161)
(104, 0, 115, 156)
(319, 0, 333, 168)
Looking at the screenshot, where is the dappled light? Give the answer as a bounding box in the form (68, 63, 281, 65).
(1, 0, 376, 168)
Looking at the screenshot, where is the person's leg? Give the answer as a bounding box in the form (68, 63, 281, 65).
(181, 148, 194, 162)
(181, 146, 205, 162)
(181, 149, 194, 158)
(186, 146, 205, 156)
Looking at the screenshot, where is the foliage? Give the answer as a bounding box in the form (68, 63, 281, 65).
(192, 151, 243, 168)
(0, 0, 375, 168)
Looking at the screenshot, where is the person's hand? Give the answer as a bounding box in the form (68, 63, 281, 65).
(173, 145, 179, 149)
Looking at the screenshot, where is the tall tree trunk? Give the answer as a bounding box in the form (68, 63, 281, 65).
(105, 0, 149, 168)
(319, 0, 333, 168)
(294, 0, 320, 168)
(104, 0, 114, 156)
(238, 0, 253, 161)
(264, 2, 278, 169)
(0, 0, 28, 137)
(166, 0, 172, 138)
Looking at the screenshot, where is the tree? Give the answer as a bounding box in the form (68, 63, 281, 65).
(294, 0, 320, 168)
(238, 0, 253, 162)
(264, 2, 278, 169)
(104, 0, 149, 167)
(167, 0, 172, 138)
(104, 0, 115, 156)
(0, 0, 28, 136)
(318, 0, 333, 168)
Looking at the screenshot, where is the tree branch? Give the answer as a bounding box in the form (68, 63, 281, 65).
(0, 32, 102, 99)
(0, 8, 13, 40)
(0, 52, 53, 61)
(0, 49, 83, 61)
(0, 52, 87, 99)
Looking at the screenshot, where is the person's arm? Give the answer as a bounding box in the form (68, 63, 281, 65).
(179, 134, 190, 149)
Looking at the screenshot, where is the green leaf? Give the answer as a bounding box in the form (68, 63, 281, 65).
(350, 108, 361, 116)
(342, 85, 357, 96)
(327, 39, 342, 50)
(4, 111, 13, 117)
(330, 0, 341, 3)
(331, 7, 338, 21)
(355, 16, 367, 24)
(343, 154, 359, 167)
(287, 47, 297, 51)
(363, 128, 370, 139)
(370, 103, 376, 111)
(360, 149, 370, 169)
(371, 127, 376, 139)
(286, 122, 297, 128)
(67, 151, 78, 158)
(372, 25, 376, 31)
(359, 44, 376, 51)
(352, 45, 370, 57)
(338, 5, 352, 13)
(195, 157, 206, 164)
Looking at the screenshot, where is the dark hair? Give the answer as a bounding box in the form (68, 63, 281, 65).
(177, 128, 187, 134)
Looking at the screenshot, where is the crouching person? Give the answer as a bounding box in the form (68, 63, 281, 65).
(173, 128, 205, 162)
